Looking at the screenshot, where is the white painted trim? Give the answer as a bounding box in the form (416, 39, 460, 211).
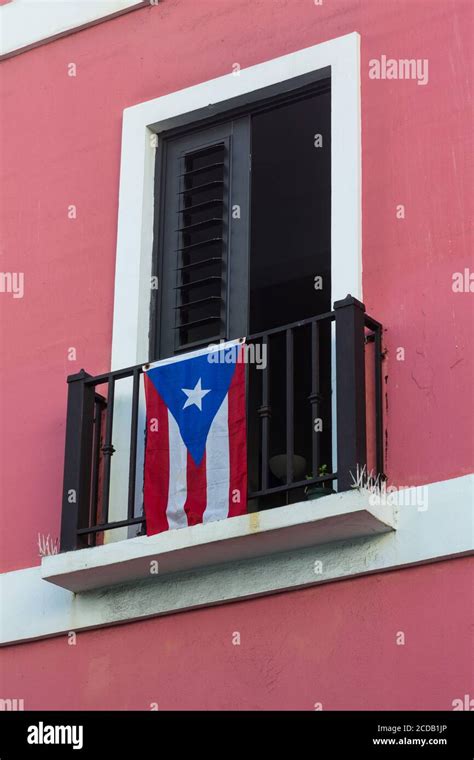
(42, 490, 396, 592)
(1, 475, 472, 645)
(111, 31, 361, 371)
(106, 33, 362, 529)
(0, 0, 147, 59)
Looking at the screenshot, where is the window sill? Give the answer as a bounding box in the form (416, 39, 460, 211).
(42, 490, 396, 593)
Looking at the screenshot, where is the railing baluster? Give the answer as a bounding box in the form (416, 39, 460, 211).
(258, 335, 271, 491)
(334, 295, 367, 491)
(127, 369, 140, 521)
(90, 395, 105, 541)
(374, 325, 384, 478)
(101, 375, 115, 524)
(286, 328, 294, 485)
(309, 320, 321, 477)
(60, 370, 95, 552)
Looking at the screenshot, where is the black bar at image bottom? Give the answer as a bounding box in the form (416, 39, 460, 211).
(0, 711, 472, 757)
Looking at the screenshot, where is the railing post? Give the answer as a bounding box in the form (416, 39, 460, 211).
(258, 335, 271, 492)
(308, 320, 322, 477)
(374, 325, 385, 479)
(60, 369, 95, 552)
(334, 295, 367, 491)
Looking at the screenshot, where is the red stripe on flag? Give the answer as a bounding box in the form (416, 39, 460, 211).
(184, 450, 207, 526)
(228, 348, 247, 517)
(143, 374, 170, 536)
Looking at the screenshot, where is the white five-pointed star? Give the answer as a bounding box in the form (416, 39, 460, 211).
(181, 378, 211, 411)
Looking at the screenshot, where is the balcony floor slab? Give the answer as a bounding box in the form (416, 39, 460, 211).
(42, 490, 396, 592)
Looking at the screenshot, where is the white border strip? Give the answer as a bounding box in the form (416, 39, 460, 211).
(0, 0, 147, 59)
(111, 31, 361, 371)
(1, 475, 472, 645)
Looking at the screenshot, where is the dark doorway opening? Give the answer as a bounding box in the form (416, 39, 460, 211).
(247, 89, 332, 508)
(249, 89, 331, 331)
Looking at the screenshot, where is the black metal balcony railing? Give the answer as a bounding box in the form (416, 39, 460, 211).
(60, 295, 384, 552)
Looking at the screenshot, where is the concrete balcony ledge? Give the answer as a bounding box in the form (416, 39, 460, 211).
(42, 490, 396, 593)
(1, 476, 468, 645)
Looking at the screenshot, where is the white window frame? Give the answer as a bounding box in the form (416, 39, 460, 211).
(107, 32, 362, 536)
(111, 31, 362, 370)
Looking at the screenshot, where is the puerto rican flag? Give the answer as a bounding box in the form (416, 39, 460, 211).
(143, 340, 247, 535)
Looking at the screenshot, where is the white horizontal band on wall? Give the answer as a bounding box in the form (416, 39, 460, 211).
(1, 475, 472, 646)
(0, 0, 148, 59)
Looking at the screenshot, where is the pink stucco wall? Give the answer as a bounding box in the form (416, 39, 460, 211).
(1, 1, 472, 713)
(0, 0, 472, 577)
(1, 558, 472, 710)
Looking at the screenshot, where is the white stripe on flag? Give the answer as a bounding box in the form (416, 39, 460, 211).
(203, 395, 230, 524)
(167, 410, 189, 530)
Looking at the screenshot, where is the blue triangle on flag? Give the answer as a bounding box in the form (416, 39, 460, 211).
(146, 347, 239, 466)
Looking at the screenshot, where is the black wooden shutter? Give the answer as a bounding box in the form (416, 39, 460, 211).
(154, 118, 250, 360)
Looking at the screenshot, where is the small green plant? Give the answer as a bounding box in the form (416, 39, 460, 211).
(306, 463, 328, 480)
(305, 464, 334, 499)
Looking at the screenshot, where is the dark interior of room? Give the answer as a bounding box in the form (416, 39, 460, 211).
(247, 88, 332, 507)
